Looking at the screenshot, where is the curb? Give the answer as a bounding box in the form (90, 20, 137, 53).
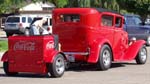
(0, 52, 4, 60)
(0, 52, 4, 67)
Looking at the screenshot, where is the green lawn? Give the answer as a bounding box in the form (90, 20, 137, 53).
(0, 40, 8, 52)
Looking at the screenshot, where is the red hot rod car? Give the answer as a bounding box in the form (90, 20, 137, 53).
(53, 8, 147, 70)
(1, 8, 147, 78)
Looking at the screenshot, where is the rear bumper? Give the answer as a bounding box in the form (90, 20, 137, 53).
(4, 28, 25, 34)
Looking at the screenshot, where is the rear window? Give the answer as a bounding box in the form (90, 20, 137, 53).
(6, 17, 20, 22)
(101, 15, 113, 26)
(60, 14, 80, 22)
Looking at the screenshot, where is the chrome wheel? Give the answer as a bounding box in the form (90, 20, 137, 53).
(55, 57, 65, 75)
(136, 46, 147, 64)
(147, 36, 150, 46)
(102, 50, 111, 67)
(48, 54, 65, 78)
(97, 45, 112, 70)
(139, 47, 147, 62)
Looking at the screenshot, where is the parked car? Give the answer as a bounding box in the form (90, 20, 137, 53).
(124, 14, 150, 46)
(4, 15, 34, 37)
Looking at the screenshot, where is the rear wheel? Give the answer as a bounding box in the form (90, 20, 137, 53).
(97, 45, 112, 70)
(136, 46, 147, 64)
(3, 62, 18, 76)
(48, 54, 65, 78)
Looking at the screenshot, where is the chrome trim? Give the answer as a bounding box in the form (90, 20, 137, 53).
(64, 52, 89, 55)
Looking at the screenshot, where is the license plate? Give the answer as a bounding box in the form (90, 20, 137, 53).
(67, 55, 75, 62)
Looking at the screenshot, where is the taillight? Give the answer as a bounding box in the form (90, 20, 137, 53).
(47, 27, 50, 31)
(18, 23, 23, 28)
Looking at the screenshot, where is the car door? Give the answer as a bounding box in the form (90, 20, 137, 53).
(113, 16, 128, 60)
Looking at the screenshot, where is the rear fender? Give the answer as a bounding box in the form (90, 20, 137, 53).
(44, 50, 66, 63)
(1, 51, 8, 62)
(87, 38, 112, 63)
(123, 40, 146, 60)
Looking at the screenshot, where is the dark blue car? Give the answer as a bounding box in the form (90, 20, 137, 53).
(124, 14, 150, 46)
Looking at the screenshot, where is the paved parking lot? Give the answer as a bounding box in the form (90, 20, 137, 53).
(0, 47, 150, 84)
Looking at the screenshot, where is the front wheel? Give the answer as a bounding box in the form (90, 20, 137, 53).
(97, 45, 112, 70)
(48, 54, 65, 78)
(3, 62, 18, 76)
(136, 45, 147, 64)
(146, 36, 150, 46)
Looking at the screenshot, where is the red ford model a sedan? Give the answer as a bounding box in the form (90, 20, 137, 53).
(53, 8, 147, 71)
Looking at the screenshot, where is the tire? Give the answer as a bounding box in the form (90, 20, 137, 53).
(48, 54, 65, 78)
(97, 45, 112, 70)
(136, 45, 147, 64)
(146, 36, 150, 46)
(3, 62, 18, 76)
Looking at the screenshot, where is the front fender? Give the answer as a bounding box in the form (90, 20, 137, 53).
(1, 51, 8, 62)
(44, 50, 59, 63)
(123, 40, 146, 60)
(87, 38, 112, 63)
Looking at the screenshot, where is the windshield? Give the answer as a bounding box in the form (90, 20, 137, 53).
(6, 17, 20, 22)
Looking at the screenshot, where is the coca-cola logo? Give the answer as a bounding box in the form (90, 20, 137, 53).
(13, 41, 35, 51)
(46, 41, 54, 49)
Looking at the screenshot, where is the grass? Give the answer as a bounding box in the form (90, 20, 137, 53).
(0, 40, 8, 52)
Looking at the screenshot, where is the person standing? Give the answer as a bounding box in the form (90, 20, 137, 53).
(29, 17, 49, 35)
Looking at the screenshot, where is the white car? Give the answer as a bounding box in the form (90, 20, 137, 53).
(4, 15, 34, 37)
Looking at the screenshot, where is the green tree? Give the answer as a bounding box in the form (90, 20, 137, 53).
(79, 0, 91, 7)
(117, 0, 150, 18)
(47, 0, 68, 8)
(0, 0, 25, 14)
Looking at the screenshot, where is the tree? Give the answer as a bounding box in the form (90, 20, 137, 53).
(47, 0, 68, 8)
(117, 0, 150, 19)
(0, 0, 25, 14)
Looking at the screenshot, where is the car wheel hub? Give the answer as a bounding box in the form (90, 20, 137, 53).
(140, 48, 147, 62)
(55, 57, 65, 75)
(102, 50, 111, 66)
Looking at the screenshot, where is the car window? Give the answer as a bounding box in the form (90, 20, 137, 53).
(126, 17, 135, 25)
(6, 17, 20, 22)
(115, 17, 122, 28)
(134, 17, 142, 25)
(22, 17, 26, 23)
(60, 14, 80, 22)
(101, 15, 113, 26)
(28, 17, 33, 23)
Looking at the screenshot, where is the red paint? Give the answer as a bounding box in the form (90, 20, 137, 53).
(1, 35, 60, 74)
